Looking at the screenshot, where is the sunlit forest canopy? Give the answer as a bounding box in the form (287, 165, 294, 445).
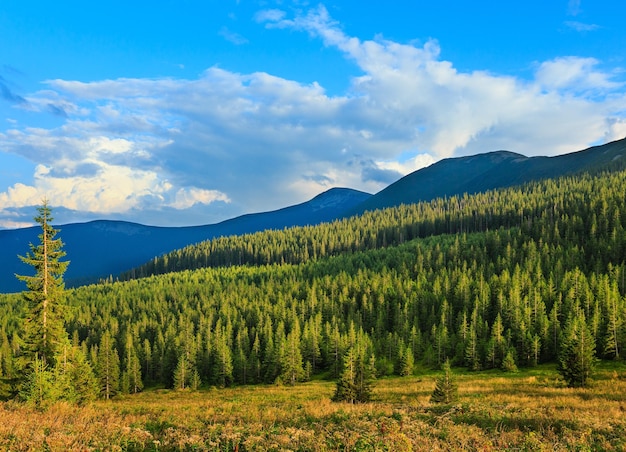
(1, 168, 626, 392)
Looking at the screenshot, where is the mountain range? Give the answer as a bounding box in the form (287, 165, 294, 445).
(1, 136, 625, 293)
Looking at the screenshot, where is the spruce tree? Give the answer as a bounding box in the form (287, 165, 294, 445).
(96, 331, 121, 399)
(558, 308, 596, 388)
(54, 342, 99, 404)
(332, 346, 374, 403)
(121, 333, 143, 394)
(279, 325, 305, 385)
(173, 354, 192, 390)
(431, 359, 458, 404)
(399, 346, 414, 376)
(14, 202, 98, 404)
(16, 200, 69, 368)
(19, 355, 55, 408)
(213, 334, 233, 387)
(501, 349, 518, 372)
(332, 348, 358, 403)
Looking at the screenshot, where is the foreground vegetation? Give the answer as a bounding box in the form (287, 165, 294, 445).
(1, 364, 625, 451)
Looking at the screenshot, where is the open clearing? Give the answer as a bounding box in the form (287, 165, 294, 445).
(1, 364, 625, 451)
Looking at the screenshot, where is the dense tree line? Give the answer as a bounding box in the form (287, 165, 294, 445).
(1, 169, 626, 396)
(123, 170, 626, 280)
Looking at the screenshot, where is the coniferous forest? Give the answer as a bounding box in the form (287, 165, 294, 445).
(1, 168, 626, 398)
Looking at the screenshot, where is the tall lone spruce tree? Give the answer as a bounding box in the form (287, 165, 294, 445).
(14, 201, 98, 405)
(17, 200, 69, 369)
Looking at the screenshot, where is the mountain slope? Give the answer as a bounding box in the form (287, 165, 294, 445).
(352, 137, 626, 214)
(4, 137, 625, 294)
(0, 187, 371, 293)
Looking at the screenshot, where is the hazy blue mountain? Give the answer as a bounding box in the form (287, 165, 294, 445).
(3, 137, 625, 294)
(351, 137, 626, 214)
(0, 187, 371, 293)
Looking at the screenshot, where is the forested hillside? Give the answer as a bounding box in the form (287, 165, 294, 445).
(125, 168, 626, 280)
(1, 169, 626, 394)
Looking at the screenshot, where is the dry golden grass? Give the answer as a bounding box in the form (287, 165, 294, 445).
(1, 364, 625, 451)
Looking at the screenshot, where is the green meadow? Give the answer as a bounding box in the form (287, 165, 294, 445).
(2, 363, 625, 451)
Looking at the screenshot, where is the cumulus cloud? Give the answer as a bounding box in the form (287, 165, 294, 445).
(0, 128, 231, 222)
(535, 57, 621, 92)
(1, 4, 625, 227)
(171, 188, 231, 210)
(260, 5, 625, 156)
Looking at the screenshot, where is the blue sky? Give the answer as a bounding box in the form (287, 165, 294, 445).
(1, 0, 625, 228)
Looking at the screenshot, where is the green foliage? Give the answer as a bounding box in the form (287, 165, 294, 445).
(55, 343, 99, 404)
(19, 355, 55, 408)
(16, 201, 69, 369)
(398, 346, 414, 377)
(332, 345, 374, 404)
(501, 349, 519, 372)
(558, 308, 596, 387)
(278, 321, 305, 385)
(121, 338, 143, 394)
(11, 203, 99, 406)
(3, 169, 626, 392)
(96, 331, 120, 399)
(173, 355, 199, 390)
(430, 359, 458, 404)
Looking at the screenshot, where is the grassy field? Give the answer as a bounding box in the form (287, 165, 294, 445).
(1, 364, 625, 451)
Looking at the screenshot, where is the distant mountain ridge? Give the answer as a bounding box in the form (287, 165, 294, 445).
(1, 137, 625, 293)
(0, 187, 371, 293)
(352, 137, 626, 214)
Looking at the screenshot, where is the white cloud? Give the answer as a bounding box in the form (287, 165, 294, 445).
(1, 5, 625, 227)
(0, 217, 34, 229)
(0, 160, 230, 215)
(218, 27, 249, 45)
(171, 188, 231, 210)
(254, 9, 287, 24)
(0, 182, 39, 208)
(565, 21, 599, 32)
(375, 154, 436, 175)
(535, 57, 621, 92)
(0, 129, 230, 218)
(261, 5, 625, 157)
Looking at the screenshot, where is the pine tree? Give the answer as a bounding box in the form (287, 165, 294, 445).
(430, 359, 458, 404)
(558, 308, 596, 388)
(279, 323, 305, 385)
(19, 355, 55, 408)
(332, 348, 358, 403)
(122, 332, 143, 394)
(54, 342, 99, 404)
(399, 346, 414, 377)
(173, 354, 193, 390)
(16, 201, 69, 369)
(96, 332, 120, 399)
(603, 280, 622, 359)
(332, 346, 374, 404)
(501, 349, 518, 372)
(122, 346, 143, 394)
(212, 333, 233, 387)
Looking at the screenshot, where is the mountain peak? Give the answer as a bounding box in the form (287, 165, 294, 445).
(309, 187, 372, 211)
(351, 137, 626, 215)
